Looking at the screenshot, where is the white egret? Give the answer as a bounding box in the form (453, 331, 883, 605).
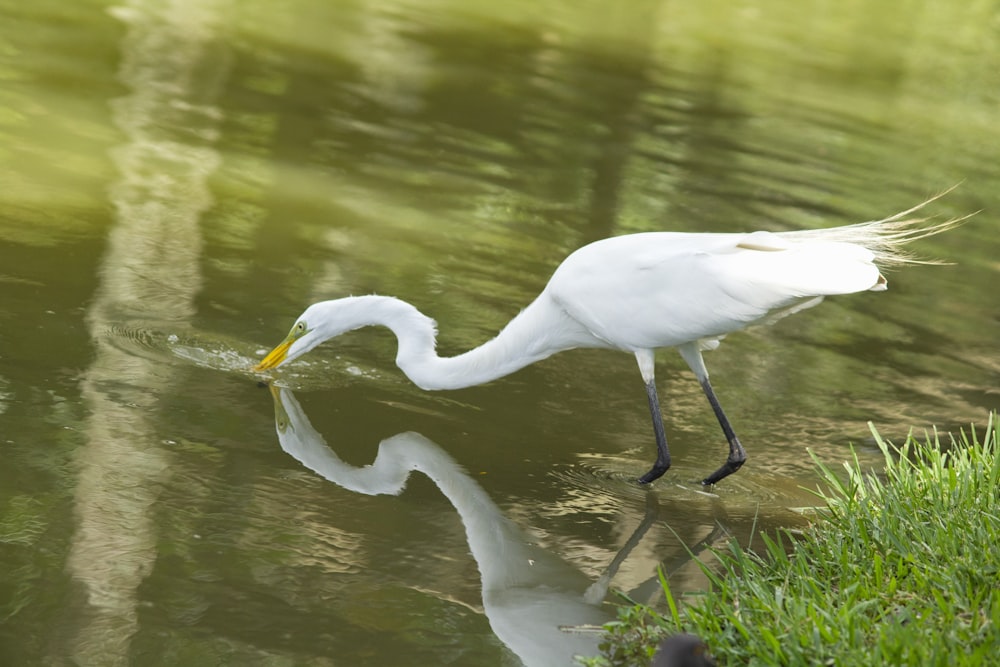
(255, 196, 962, 485)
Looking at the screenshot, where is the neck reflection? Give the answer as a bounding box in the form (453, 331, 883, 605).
(269, 386, 633, 666)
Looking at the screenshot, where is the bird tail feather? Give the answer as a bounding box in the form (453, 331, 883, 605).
(779, 185, 971, 267)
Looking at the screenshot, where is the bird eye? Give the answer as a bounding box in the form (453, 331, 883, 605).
(295, 321, 306, 334)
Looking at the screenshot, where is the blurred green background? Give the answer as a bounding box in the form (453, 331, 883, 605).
(1, 1, 997, 665)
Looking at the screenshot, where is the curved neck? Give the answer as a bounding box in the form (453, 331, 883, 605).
(318, 295, 597, 391)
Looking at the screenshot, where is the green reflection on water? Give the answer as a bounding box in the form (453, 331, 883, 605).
(1, 0, 998, 665)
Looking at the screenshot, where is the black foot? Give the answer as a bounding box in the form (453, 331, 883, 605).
(701, 458, 745, 486)
(637, 459, 670, 485)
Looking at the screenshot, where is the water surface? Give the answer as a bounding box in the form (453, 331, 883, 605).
(1, 0, 998, 665)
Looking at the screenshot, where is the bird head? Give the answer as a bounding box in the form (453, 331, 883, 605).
(254, 302, 337, 371)
(254, 319, 309, 371)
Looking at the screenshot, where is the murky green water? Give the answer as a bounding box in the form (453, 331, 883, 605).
(1, 0, 998, 665)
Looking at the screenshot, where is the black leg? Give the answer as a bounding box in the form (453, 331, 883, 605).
(637, 379, 671, 484)
(699, 377, 747, 485)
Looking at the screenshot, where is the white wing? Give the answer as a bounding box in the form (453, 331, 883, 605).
(546, 231, 882, 351)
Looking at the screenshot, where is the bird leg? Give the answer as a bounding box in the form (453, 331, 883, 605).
(698, 376, 746, 486)
(637, 378, 671, 484)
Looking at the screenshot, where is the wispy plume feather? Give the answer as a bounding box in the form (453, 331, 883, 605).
(780, 185, 971, 266)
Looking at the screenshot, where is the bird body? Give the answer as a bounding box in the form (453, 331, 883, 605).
(255, 198, 960, 485)
(546, 230, 884, 352)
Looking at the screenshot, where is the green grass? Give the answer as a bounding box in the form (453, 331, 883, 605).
(582, 413, 1000, 666)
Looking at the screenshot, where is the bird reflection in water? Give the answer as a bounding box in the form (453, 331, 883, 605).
(268, 385, 723, 666)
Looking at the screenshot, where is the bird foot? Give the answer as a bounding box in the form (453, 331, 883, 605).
(637, 460, 671, 485)
(701, 458, 745, 486)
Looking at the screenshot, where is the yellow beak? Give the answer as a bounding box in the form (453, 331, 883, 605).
(254, 338, 293, 371)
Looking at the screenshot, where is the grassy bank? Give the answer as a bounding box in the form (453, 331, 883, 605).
(583, 414, 999, 666)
